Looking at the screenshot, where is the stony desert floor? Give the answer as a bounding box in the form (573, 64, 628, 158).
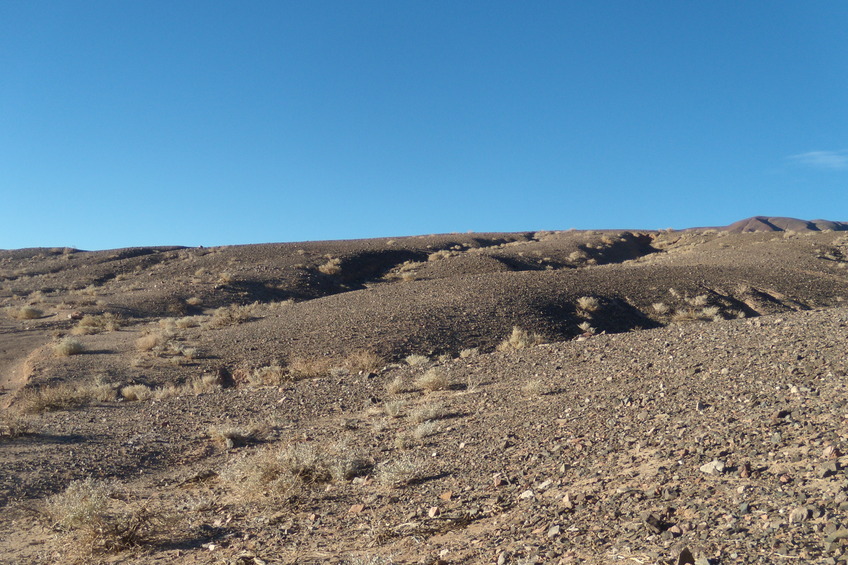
(3, 218, 848, 564)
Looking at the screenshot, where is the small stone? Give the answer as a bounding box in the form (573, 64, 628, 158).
(428, 506, 440, 517)
(519, 489, 535, 500)
(820, 461, 840, 478)
(826, 529, 848, 543)
(497, 551, 508, 565)
(676, 547, 695, 565)
(547, 524, 561, 537)
(439, 490, 453, 501)
(824, 445, 842, 460)
(699, 460, 726, 475)
(348, 504, 365, 514)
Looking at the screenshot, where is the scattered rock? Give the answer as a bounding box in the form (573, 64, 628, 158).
(699, 460, 726, 475)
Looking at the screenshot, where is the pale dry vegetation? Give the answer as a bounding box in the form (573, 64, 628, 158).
(496, 326, 547, 351)
(54, 337, 85, 356)
(206, 302, 257, 328)
(414, 367, 450, 392)
(6, 306, 43, 320)
(71, 313, 120, 335)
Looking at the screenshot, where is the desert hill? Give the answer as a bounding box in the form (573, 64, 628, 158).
(2, 218, 848, 563)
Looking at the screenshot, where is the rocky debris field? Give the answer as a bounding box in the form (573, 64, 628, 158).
(2, 219, 848, 564)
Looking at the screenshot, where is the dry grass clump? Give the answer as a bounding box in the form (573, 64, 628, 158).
(0, 413, 32, 439)
(135, 332, 163, 352)
(385, 375, 408, 395)
(413, 421, 438, 439)
(71, 313, 120, 335)
(652, 302, 670, 314)
(496, 327, 547, 351)
(46, 478, 156, 553)
(414, 368, 450, 392)
(376, 456, 419, 487)
(152, 374, 223, 400)
(174, 315, 204, 329)
(383, 400, 406, 418)
(54, 337, 85, 356)
(670, 309, 714, 323)
(120, 384, 153, 402)
(185, 296, 203, 307)
(6, 306, 43, 320)
(207, 424, 265, 449)
(522, 379, 546, 396)
(459, 347, 479, 358)
(408, 402, 447, 423)
(687, 294, 710, 307)
(576, 296, 600, 313)
(318, 257, 342, 275)
(404, 354, 430, 366)
(15, 380, 118, 413)
(344, 350, 385, 374)
(206, 303, 257, 328)
(577, 321, 596, 334)
(249, 365, 286, 386)
(288, 356, 334, 380)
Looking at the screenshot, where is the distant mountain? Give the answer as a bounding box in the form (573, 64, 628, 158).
(704, 216, 848, 233)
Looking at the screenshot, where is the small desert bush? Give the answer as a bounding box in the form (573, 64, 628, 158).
(376, 456, 419, 487)
(408, 402, 447, 423)
(459, 347, 479, 358)
(206, 303, 257, 328)
(318, 257, 342, 275)
(344, 350, 385, 373)
(15, 380, 118, 413)
(383, 400, 405, 418)
(47, 478, 156, 552)
(670, 309, 713, 323)
(207, 424, 264, 449)
(174, 315, 204, 329)
(185, 296, 202, 307)
(120, 384, 153, 402)
(54, 337, 85, 356)
(496, 327, 546, 351)
(414, 368, 450, 392)
(404, 354, 430, 366)
(576, 296, 600, 313)
(288, 356, 334, 380)
(386, 375, 407, 395)
(652, 302, 670, 314)
(6, 306, 42, 320)
(413, 421, 438, 439)
(687, 294, 710, 307)
(135, 332, 162, 352)
(278, 443, 371, 484)
(522, 379, 546, 396)
(48, 478, 112, 530)
(71, 313, 120, 335)
(577, 321, 595, 334)
(0, 413, 32, 439)
(250, 365, 287, 386)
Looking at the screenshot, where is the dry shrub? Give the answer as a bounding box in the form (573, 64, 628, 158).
(206, 303, 256, 328)
(522, 379, 546, 396)
(576, 296, 600, 313)
(344, 350, 385, 374)
(7, 306, 42, 320)
(577, 321, 595, 334)
(413, 421, 438, 439)
(386, 375, 407, 395)
(687, 294, 710, 307)
(71, 313, 120, 335)
(0, 413, 32, 439)
(496, 327, 547, 351)
(288, 357, 333, 380)
(46, 478, 157, 553)
(459, 348, 479, 359)
(652, 302, 670, 314)
(250, 365, 286, 386)
(120, 384, 153, 402)
(376, 456, 419, 487)
(318, 257, 342, 275)
(207, 424, 265, 449)
(670, 309, 713, 323)
(174, 315, 204, 329)
(54, 338, 85, 356)
(185, 296, 202, 307)
(414, 368, 450, 392)
(408, 402, 447, 423)
(404, 354, 430, 366)
(135, 333, 162, 352)
(383, 400, 405, 418)
(427, 250, 455, 262)
(153, 374, 223, 400)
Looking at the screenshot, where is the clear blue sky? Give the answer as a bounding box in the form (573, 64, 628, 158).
(2, 1, 846, 250)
